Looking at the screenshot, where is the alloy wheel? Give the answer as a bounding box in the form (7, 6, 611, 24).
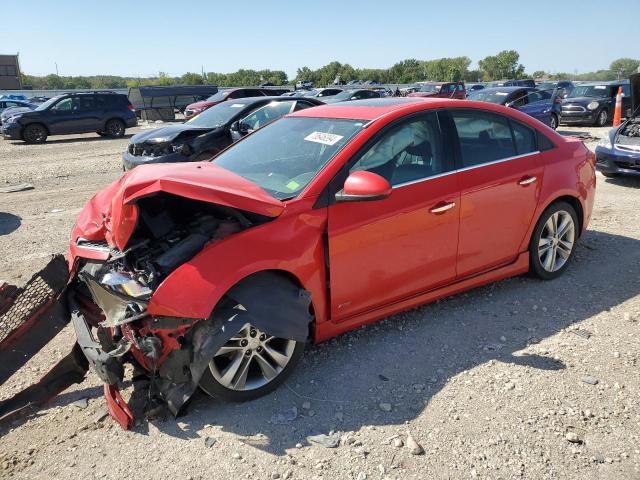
(597, 110, 608, 127)
(107, 120, 124, 136)
(537, 210, 575, 273)
(208, 323, 297, 391)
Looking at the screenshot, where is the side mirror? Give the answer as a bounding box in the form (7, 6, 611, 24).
(335, 171, 392, 202)
(230, 121, 249, 134)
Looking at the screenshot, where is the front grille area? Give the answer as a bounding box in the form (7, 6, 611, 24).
(128, 143, 172, 157)
(614, 161, 639, 170)
(562, 105, 586, 113)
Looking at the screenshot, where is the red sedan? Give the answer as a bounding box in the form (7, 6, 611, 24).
(67, 97, 595, 426)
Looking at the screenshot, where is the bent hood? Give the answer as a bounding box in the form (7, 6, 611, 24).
(631, 73, 640, 116)
(130, 124, 216, 144)
(73, 162, 284, 251)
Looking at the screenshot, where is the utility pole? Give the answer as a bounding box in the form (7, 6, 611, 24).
(55, 62, 59, 76)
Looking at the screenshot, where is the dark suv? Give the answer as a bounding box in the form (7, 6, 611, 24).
(560, 81, 631, 126)
(1, 91, 137, 143)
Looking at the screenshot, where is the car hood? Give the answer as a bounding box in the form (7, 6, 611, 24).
(562, 96, 607, 105)
(186, 100, 216, 110)
(0, 107, 32, 120)
(130, 124, 219, 145)
(72, 162, 284, 251)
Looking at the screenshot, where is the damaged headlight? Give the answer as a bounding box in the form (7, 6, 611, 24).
(172, 144, 192, 156)
(597, 135, 612, 150)
(587, 101, 600, 111)
(100, 271, 152, 299)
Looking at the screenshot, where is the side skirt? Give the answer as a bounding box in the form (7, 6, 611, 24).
(315, 252, 529, 342)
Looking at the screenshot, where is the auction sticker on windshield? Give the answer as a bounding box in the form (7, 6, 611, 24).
(304, 131, 344, 146)
(230, 104, 245, 108)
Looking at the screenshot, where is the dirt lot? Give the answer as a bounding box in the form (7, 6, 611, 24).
(0, 125, 639, 480)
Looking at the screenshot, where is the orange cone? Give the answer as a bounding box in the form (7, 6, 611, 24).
(613, 86, 623, 127)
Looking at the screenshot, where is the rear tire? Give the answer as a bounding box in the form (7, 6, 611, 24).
(104, 119, 125, 138)
(529, 201, 578, 280)
(549, 113, 558, 130)
(22, 124, 47, 144)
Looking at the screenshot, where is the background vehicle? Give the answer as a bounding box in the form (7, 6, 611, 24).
(122, 96, 323, 170)
(536, 80, 574, 98)
(322, 89, 382, 103)
(346, 80, 363, 86)
(57, 97, 593, 425)
(497, 79, 536, 88)
(467, 86, 561, 129)
(299, 88, 343, 98)
(595, 73, 640, 177)
(466, 83, 485, 95)
(1, 91, 136, 143)
(295, 80, 314, 89)
(408, 82, 466, 99)
(0, 99, 36, 124)
(560, 80, 631, 126)
(28, 96, 50, 104)
(184, 88, 275, 120)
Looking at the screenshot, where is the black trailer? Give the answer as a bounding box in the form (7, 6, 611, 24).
(128, 85, 218, 121)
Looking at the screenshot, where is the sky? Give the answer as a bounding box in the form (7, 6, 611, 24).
(3, 0, 639, 79)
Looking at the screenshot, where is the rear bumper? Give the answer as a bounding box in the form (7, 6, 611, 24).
(595, 146, 640, 176)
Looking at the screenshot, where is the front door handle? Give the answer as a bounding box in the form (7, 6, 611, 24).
(430, 201, 456, 214)
(518, 176, 537, 186)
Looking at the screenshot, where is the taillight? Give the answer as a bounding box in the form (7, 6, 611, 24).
(554, 97, 562, 104)
(128, 104, 135, 111)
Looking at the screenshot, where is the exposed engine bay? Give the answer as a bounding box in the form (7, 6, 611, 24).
(0, 192, 314, 429)
(616, 117, 640, 149)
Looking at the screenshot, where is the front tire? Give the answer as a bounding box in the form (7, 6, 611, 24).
(22, 124, 47, 144)
(594, 109, 608, 127)
(529, 202, 578, 280)
(549, 113, 558, 130)
(199, 319, 304, 402)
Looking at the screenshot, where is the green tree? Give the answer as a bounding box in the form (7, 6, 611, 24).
(609, 58, 640, 79)
(532, 70, 547, 79)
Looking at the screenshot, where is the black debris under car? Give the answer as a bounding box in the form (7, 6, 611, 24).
(122, 96, 323, 170)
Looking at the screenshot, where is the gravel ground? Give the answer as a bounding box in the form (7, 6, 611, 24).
(0, 124, 639, 480)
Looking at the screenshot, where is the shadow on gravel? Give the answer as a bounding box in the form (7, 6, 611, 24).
(604, 175, 640, 189)
(8, 134, 133, 146)
(2, 231, 637, 449)
(136, 229, 640, 454)
(0, 212, 21, 235)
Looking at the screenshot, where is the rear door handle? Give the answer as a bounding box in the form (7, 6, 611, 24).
(518, 176, 537, 186)
(430, 201, 456, 214)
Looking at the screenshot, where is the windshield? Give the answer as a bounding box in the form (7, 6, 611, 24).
(186, 101, 248, 127)
(213, 117, 364, 200)
(418, 84, 440, 93)
(567, 85, 609, 98)
(467, 90, 511, 104)
(204, 90, 231, 102)
(35, 96, 62, 111)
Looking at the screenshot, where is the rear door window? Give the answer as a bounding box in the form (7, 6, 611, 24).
(510, 121, 537, 155)
(79, 95, 97, 111)
(450, 110, 517, 167)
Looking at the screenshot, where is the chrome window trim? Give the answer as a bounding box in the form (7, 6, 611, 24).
(392, 151, 540, 190)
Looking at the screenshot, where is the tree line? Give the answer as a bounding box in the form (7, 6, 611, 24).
(20, 53, 639, 90)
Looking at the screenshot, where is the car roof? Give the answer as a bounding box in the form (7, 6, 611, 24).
(476, 86, 532, 93)
(224, 96, 323, 106)
(578, 80, 629, 86)
(289, 97, 446, 120)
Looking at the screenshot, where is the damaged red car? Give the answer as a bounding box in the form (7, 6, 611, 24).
(0, 97, 596, 428)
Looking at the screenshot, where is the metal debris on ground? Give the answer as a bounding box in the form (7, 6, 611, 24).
(0, 183, 34, 193)
(307, 432, 342, 448)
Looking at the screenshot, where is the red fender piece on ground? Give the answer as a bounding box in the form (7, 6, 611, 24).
(103, 384, 134, 430)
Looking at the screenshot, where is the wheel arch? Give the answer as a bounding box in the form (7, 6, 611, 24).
(103, 117, 126, 130)
(21, 121, 50, 136)
(212, 268, 315, 343)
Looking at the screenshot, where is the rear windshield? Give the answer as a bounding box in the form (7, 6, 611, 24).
(214, 117, 364, 200)
(205, 90, 231, 102)
(467, 90, 511, 104)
